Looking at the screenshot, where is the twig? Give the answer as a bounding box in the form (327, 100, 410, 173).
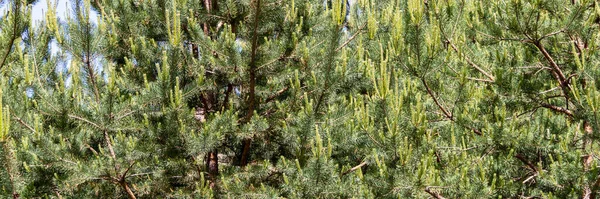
(11, 114, 35, 133)
(0, 2, 21, 71)
(515, 154, 538, 173)
(532, 41, 567, 87)
(466, 77, 494, 83)
(265, 87, 289, 103)
(421, 78, 452, 120)
(336, 23, 367, 52)
(121, 161, 137, 180)
(68, 114, 103, 130)
(341, 161, 367, 176)
(540, 29, 565, 40)
(447, 40, 495, 82)
(425, 187, 446, 199)
(84, 144, 99, 155)
(539, 103, 573, 117)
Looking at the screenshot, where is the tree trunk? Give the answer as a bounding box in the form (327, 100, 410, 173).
(207, 150, 219, 188)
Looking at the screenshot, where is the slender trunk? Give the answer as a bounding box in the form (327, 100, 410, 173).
(240, 139, 252, 166)
(198, 0, 220, 188)
(240, 0, 262, 167)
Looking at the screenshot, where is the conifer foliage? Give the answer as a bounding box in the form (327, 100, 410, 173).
(1, 0, 600, 198)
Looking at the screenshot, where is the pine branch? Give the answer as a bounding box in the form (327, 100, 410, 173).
(53, 189, 63, 199)
(119, 181, 137, 199)
(81, 4, 101, 102)
(341, 161, 367, 176)
(103, 131, 119, 171)
(447, 40, 495, 82)
(203, 0, 212, 35)
(0, 2, 21, 71)
(68, 114, 103, 130)
(539, 102, 573, 117)
(103, 130, 136, 199)
(466, 77, 494, 83)
(335, 23, 367, 52)
(11, 114, 35, 133)
(540, 29, 565, 40)
(314, 25, 341, 114)
(424, 187, 446, 199)
(120, 161, 136, 181)
(532, 41, 567, 88)
(265, 87, 289, 103)
(515, 154, 538, 173)
(421, 78, 452, 120)
(84, 143, 99, 155)
(421, 77, 482, 135)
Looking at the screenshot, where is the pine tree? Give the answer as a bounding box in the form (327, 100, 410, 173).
(1, 0, 600, 198)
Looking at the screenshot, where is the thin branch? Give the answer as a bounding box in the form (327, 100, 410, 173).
(515, 154, 538, 173)
(0, 2, 21, 71)
(68, 114, 103, 130)
(540, 29, 565, 40)
(121, 161, 137, 181)
(256, 55, 298, 71)
(538, 87, 561, 95)
(424, 187, 446, 199)
(532, 41, 567, 86)
(365, 131, 383, 147)
(341, 161, 367, 176)
(540, 103, 573, 117)
(420, 78, 482, 135)
(265, 87, 289, 103)
(127, 172, 156, 178)
(84, 144, 98, 155)
(11, 114, 35, 133)
(1, 141, 19, 199)
(82, 6, 101, 102)
(335, 23, 367, 52)
(115, 110, 136, 121)
(119, 180, 137, 199)
(103, 131, 118, 169)
(447, 40, 495, 82)
(421, 78, 452, 120)
(466, 77, 494, 83)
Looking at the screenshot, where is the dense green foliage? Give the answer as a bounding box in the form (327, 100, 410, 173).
(1, 0, 600, 198)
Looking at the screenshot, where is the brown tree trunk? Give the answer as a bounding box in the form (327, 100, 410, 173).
(207, 150, 219, 188)
(239, 0, 262, 167)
